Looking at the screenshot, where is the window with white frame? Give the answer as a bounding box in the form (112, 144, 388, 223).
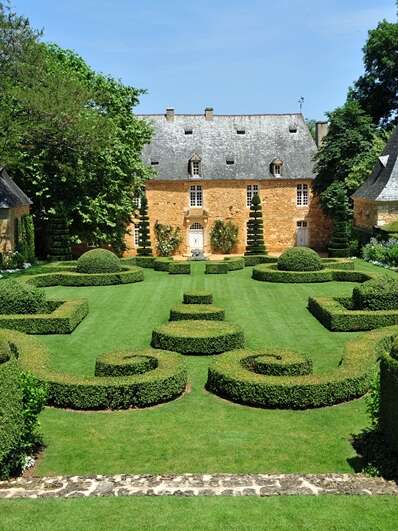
(190, 185, 203, 207)
(134, 226, 140, 246)
(247, 184, 259, 207)
(296, 184, 309, 206)
(191, 160, 200, 176)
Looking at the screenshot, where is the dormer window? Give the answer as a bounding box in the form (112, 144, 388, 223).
(226, 157, 234, 165)
(289, 125, 298, 133)
(189, 153, 201, 177)
(184, 128, 193, 135)
(271, 158, 283, 176)
(151, 159, 159, 166)
(237, 129, 246, 135)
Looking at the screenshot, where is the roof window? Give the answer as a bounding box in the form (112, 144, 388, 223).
(184, 128, 193, 135)
(226, 158, 235, 165)
(150, 160, 159, 166)
(236, 129, 246, 135)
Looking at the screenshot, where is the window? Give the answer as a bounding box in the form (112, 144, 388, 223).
(226, 158, 234, 165)
(189, 154, 201, 177)
(132, 195, 142, 209)
(190, 185, 203, 207)
(247, 184, 259, 207)
(270, 158, 283, 176)
(134, 226, 140, 246)
(296, 220, 307, 228)
(296, 184, 309, 206)
(192, 160, 200, 176)
(190, 222, 203, 230)
(150, 160, 159, 166)
(289, 126, 298, 133)
(184, 128, 193, 135)
(237, 129, 246, 135)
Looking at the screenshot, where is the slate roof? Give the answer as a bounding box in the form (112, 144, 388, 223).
(353, 126, 398, 202)
(0, 167, 32, 208)
(138, 112, 317, 181)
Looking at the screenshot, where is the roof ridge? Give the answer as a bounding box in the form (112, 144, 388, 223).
(136, 113, 303, 117)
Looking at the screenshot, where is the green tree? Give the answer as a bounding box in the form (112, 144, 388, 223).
(244, 193, 267, 256)
(210, 219, 239, 254)
(137, 193, 152, 256)
(324, 184, 351, 258)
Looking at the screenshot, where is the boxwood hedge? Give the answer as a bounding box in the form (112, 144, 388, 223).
(243, 255, 276, 267)
(252, 264, 372, 284)
(169, 262, 191, 275)
(242, 349, 312, 376)
(151, 320, 244, 355)
(95, 351, 158, 377)
(24, 266, 144, 287)
(205, 262, 228, 274)
(169, 304, 225, 321)
(0, 280, 47, 315)
(352, 276, 398, 311)
(277, 247, 322, 272)
(223, 257, 245, 271)
(207, 326, 396, 409)
(183, 291, 213, 305)
(154, 257, 173, 272)
(9, 331, 187, 410)
(380, 338, 398, 454)
(135, 256, 155, 268)
(0, 299, 88, 334)
(76, 249, 121, 274)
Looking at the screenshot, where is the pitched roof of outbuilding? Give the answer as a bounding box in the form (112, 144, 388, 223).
(353, 126, 398, 202)
(138, 112, 317, 181)
(0, 167, 32, 208)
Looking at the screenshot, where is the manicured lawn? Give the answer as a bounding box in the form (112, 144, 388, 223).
(23, 259, 391, 476)
(1, 496, 397, 531)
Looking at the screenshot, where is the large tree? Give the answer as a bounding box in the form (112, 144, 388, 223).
(0, 4, 153, 255)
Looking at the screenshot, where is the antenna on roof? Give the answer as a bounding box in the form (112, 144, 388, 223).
(298, 97, 304, 114)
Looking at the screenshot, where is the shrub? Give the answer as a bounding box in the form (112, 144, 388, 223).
(154, 257, 172, 271)
(169, 262, 191, 275)
(16, 214, 35, 263)
(10, 330, 187, 410)
(47, 216, 72, 261)
(170, 304, 225, 321)
(183, 291, 213, 305)
(95, 351, 158, 377)
(210, 220, 239, 254)
(223, 257, 245, 271)
(253, 264, 332, 283)
(136, 193, 153, 256)
(352, 275, 398, 311)
(244, 255, 276, 267)
(77, 248, 121, 274)
(25, 267, 143, 287)
(277, 247, 322, 271)
(205, 261, 228, 274)
(380, 337, 398, 454)
(135, 256, 155, 268)
(242, 349, 312, 376)
(154, 222, 182, 256)
(245, 193, 267, 256)
(0, 280, 46, 315)
(151, 320, 244, 355)
(328, 199, 350, 258)
(207, 326, 390, 409)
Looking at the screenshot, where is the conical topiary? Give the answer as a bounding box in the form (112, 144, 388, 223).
(137, 193, 153, 256)
(328, 203, 350, 258)
(244, 193, 267, 256)
(47, 216, 72, 261)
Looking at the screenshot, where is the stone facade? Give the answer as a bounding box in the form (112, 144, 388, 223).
(353, 198, 398, 230)
(125, 179, 330, 256)
(0, 205, 30, 253)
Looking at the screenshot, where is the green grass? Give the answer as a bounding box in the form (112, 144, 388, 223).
(1, 496, 397, 531)
(15, 260, 396, 476)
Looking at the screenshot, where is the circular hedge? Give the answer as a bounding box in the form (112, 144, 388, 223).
(391, 336, 398, 360)
(151, 320, 244, 355)
(169, 304, 225, 321)
(242, 349, 312, 376)
(183, 291, 213, 305)
(0, 338, 11, 363)
(8, 330, 187, 410)
(95, 351, 158, 377)
(25, 266, 143, 287)
(76, 248, 121, 274)
(277, 247, 322, 272)
(206, 325, 388, 408)
(352, 276, 398, 311)
(252, 263, 333, 283)
(0, 279, 46, 315)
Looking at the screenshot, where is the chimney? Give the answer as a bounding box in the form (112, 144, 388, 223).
(315, 121, 329, 148)
(204, 107, 214, 121)
(165, 107, 175, 122)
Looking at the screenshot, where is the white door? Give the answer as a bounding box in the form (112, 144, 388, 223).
(296, 220, 309, 246)
(189, 223, 204, 251)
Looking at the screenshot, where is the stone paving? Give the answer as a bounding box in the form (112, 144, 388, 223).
(0, 474, 397, 499)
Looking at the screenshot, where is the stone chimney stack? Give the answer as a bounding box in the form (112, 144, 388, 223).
(204, 107, 214, 121)
(315, 121, 329, 148)
(165, 107, 175, 122)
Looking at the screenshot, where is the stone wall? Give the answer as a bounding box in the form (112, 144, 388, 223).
(0, 205, 30, 253)
(125, 180, 331, 256)
(353, 198, 398, 229)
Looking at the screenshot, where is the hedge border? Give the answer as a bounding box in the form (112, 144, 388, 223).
(252, 263, 372, 283)
(0, 299, 88, 334)
(169, 262, 191, 275)
(23, 266, 144, 287)
(154, 257, 173, 272)
(4, 330, 187, 410)
(243, 255, 276, 267)
(169, 304, 225, 321)
(151, 320, 244, 355)
(205, 262, 228, 274)
(134, 256, 155, 268)
(207, 326, 396, 409)
(242, 349, 313, 377)
(183, 291, 213, 305)
(380, 349, 398, 454)
(95, 351, 158, 377)
(308, 296, 398, 331)
(223, 257, 245, 271)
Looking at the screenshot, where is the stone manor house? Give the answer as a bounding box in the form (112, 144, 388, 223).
(126, 107, 331, 256)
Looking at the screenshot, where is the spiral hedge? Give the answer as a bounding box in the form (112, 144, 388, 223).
(24, 266, 144, 287)
(5, 330, 187, 410)
(151, 320, 244, 355)
(183, 291, 213, 305)
(95, 351, 158, 377)
(207, 326, 396, 408)
(241, 349, 312, 376)
(169, 304, 225, 321)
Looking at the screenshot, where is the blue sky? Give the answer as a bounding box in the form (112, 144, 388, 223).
(12, 0, 397, 119)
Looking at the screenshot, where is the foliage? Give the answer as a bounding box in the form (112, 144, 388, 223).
(319, 181, 351, 217)
(153, 257, 172, 271)
(0, 5, 152, 255)
(18, 371, 47, 457)
(350, 19, 398, 127)
(0, 279, 46, 314)
(76, 248, 121, 274)
(168, 262, 191, 275)
(253, 264, 333, 283)
(0, 250, 25, 269)
(154, 222, 182, 256)
(183, 291, 213, 305)
(366, 369, 381, 429)
(16, 215, 35, 263)
(243, 255, 276, 267)
(244, 193, 267, 255)
(362, 238, 398, 267)
(135, 256, 155, 268)
(277, 247, 322, 272)
(25, 268, 143, 287)
(169, 304, 225, 321)
(95, 351, 158, 377)
(151, 320, 244, 355)
(137, 193, 153, 256)
(47, 216, 72, 261)
(352, 275, 398, 310)
(223, 257, 245, 270)
(242, 350, 312, 377)
(380, 338, 398, 455)
(210, 219, 239, 254)
(205, 261, 228, 274)
(327, 187, 351, 258)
